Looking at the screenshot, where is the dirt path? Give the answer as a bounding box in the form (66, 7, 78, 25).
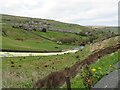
(34, 44, 120, 88)
(0, 49, 78, 57)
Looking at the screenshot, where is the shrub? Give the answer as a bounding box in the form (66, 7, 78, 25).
(41, 28, 47, 32)
(81, 65, 104, 89)
(76, 55, 79, 59)
(56, 36, 76, 44)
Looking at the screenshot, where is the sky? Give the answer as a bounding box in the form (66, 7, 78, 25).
(0, 0, 119, 26)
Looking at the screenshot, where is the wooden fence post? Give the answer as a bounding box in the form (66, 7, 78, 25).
(65, 76, 71, 90)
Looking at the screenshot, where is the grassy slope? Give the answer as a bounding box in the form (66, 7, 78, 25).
(33, 30, 88, 42)
(2, 14, 118, 51)
(2, 14, 87, 31)
(2, 23, 77, 51)
(2, 36, 119, 88)
(65, 50, 119, 88)
(1, 14, 89, 51)
(2, 45, 90, 88)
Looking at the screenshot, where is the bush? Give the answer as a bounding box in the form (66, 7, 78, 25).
(76, 55, 79, 59)
(41, 28, 47, 32)
(81, 65, 104, 89)
(56, 36, 76, 44)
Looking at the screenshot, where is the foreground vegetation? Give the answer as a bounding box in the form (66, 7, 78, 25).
(63, 50, 119, 88)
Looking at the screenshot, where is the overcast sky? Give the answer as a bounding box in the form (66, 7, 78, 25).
(0, 0, 119, 26)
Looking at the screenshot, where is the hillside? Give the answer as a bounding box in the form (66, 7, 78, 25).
(1, 14, 118, 51)
(2, 14, 88, 32)
(1, 14, 120, 89)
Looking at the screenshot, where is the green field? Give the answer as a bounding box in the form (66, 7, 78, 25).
(33, 30, 89, 43)
(2, 45, 90, 88)
(2, 23, 77, 51)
